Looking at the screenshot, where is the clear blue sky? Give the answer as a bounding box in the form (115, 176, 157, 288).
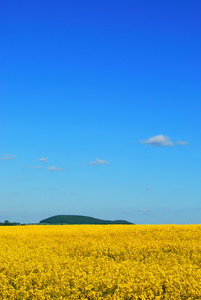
(1, 0, 201, 224)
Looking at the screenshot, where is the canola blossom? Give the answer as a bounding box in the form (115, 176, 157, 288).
(0, 224, 201, 299)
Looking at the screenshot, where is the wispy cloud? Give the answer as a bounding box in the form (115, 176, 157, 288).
(39, 157, 48, 163)
(141, 135, 174, 147)
(48, 166, 64, 171)
(146, 187, 152, 191)
(176, 141, 188, 146)
(12, 177, 24, 180)
(89, 158, 110, 166)
(2, 155, 16, 160)
(141, 135, 188, 147)
(20, 165, 42, 169)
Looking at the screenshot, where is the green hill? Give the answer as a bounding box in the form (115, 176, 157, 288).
(40, 215, 134, 225)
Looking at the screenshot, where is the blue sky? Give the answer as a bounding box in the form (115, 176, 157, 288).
(1, 0, 201, 224)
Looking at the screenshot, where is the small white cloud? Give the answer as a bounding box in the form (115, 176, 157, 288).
(89, 158, 110, 166)
(146, 187, 152, 191)
(136, 209, 152, 214)
(176, 141, 188, 146)
(141, 135, 174, 147)
(39, 157, 48, 163)
(48, 166, 64, 171)
(2, 155, 16, 160)
(33, 166, 43, 169)
(141, 135, 189, 147)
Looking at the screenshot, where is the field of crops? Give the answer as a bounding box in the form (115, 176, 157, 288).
(0, 224, 201, 299)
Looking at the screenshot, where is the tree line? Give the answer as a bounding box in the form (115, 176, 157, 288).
(0, 220, 21, 226)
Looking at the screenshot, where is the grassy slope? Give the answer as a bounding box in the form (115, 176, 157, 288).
(40, 215, 133, 225)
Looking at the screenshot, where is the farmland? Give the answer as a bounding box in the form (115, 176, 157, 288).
(0, 225, 201, 299)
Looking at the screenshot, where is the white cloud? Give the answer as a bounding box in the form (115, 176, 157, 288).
(48, 166, 64, 171)
(2, 155, 16, 160)
(141, 135, 174, 147)
(146, 187, 152, 191)
(176, 141, 188, 146)
(39, 157, 48, 163)
(136, 209, 153, 214)
(141, 135, 188, 147)
(20, 165, 42, 169)
(88, 158, 110, 166)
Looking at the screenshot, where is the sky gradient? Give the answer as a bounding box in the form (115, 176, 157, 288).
(1, 0, 201, 224)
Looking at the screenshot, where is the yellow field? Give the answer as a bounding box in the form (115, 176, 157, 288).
(0, 225, 201, 299)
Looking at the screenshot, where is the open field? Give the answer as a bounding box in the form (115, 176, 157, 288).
(0, 225, 201, 299)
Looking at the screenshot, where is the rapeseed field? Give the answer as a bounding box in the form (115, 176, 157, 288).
(0, 225, 201, 299)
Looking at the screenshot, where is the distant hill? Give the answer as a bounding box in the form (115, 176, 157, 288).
(40, 215, 134, 225)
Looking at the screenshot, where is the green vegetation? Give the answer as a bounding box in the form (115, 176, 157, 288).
(40, 215, 133, 225)
(0, 220, 21, 226)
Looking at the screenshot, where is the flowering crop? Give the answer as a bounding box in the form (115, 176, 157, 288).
(0, 224, 201, 299)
